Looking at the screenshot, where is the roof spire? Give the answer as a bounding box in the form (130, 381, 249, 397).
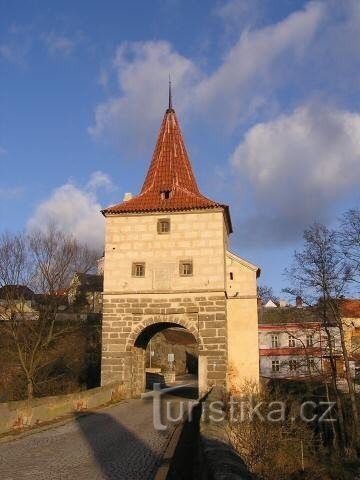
(167, 74, 174, 113)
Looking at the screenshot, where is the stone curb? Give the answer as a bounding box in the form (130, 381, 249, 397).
(154, 421, 185, 480)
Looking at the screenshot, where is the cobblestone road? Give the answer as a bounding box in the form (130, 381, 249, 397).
(0, 382, 197, 480)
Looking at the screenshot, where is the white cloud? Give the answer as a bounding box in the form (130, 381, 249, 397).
(231, 104, 360, 245)
(215, 0, 264, 34)
(89, 2, 325, 147)
(89, 41, 199, 151)
(86, 170, 115, 191)
(27, 172, 114, 251)
(41, 31, 75, 56)
(194, 1, 324, 128)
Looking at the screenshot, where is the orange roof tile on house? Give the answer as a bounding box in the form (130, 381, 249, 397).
(340, 299, 360, 318)
(102, 87, 233, 233)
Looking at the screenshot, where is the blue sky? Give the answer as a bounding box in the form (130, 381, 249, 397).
(1, 0, 360, 297)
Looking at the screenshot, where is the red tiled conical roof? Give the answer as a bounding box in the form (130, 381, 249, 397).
(102, 105, 232, 232)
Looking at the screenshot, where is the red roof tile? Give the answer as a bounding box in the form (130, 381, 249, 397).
(340, 300, 360, 318)
(102, 107, 232, 232)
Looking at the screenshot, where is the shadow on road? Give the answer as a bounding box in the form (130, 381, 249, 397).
(164, 384, 198, 400)
(74, 411, 162, 480)
(167, 401, 202, 480)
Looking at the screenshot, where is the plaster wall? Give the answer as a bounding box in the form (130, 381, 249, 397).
(225, 255, 259, 391)
(104, 210, 226, 293)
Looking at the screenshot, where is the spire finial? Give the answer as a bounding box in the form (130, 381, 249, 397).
(167, 74, 173, 112)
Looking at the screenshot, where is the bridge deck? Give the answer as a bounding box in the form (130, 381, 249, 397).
(0, 378, 198, 480)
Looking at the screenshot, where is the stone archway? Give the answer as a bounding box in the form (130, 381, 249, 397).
(126, 315, 202, 351)
(127, 318, 201, 397)
(101, 293, 228, 397)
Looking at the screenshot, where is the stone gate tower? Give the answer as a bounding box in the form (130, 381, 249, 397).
(101, 90, 260, 396)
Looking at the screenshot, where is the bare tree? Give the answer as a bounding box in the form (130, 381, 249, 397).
(0, 228, 99, 399)
(284, 222, 358, 449)
(339, 207, 360, 286)
(258, 284, 279, 305)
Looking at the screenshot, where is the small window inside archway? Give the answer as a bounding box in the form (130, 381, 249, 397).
(157, 218, 170, 234)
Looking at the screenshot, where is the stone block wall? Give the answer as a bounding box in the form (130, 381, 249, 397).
(103, 211, 227, 294)
(0, 382, 126, 436)
(101, 292, 228, 396)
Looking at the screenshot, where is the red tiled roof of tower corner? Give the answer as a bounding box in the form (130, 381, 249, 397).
(102, 102, 233, 232)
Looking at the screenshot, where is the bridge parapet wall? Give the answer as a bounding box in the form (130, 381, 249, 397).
(0, 382, 126, 437)
(199, 386, 257, 479)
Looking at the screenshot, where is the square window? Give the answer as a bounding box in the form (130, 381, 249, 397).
(132, 262, 145, 277)
(306, 334, 314, 347)
(271, 335, 279, 348)
(308, 358, 316, 371)
(272, 360, 280, 372)
(289, 359, 298, 371)
(157, 218, 170, 234)
(179, 260, 193, 276)
(288, 335, 296, 347)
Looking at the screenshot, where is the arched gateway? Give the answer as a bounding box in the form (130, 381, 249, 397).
(101, 87, 260, 396)
(127, 318, 201, 397)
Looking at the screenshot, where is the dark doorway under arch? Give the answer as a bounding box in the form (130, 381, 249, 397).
(134, 322, 188, 349)
(130, 322, 198, 396)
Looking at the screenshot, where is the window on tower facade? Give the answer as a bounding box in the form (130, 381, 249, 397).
(132, 262, 145, 277)
(179, 260, 193, 276)
(157, 218, 170, 234)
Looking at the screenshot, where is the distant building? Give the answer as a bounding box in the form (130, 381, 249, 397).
(68, 273, 103, 313)
(0, 285, 38, 320)
(341, 299, 360, 377)
(264, 299, 278, 308)
(97, 255, 104, 275)
(259, 305, 345, 379)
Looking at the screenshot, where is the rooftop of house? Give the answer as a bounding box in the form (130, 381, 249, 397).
(259, 306, 336, 326)
(102, 84, 232, 232)
(340, 299, 360, 318)
(0, 285, 35, 301)
(259, 299, 360, 326)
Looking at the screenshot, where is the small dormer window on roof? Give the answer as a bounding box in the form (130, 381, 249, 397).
(161, 190, 172, 200)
